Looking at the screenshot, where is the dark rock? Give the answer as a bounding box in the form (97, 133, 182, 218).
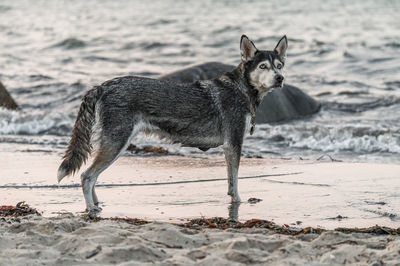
(160, 62, 234, 84)
(247, 197, 263, 204)
(160, 62, 320, 123)
(0, 81, 19, 110)
(255, 84, 320, 123)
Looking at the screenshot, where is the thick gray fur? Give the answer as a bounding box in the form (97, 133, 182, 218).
(57, 35, 288, 215)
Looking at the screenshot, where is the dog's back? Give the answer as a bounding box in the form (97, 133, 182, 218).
(97, 76, 227, 146)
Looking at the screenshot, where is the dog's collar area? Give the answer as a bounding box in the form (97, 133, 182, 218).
(233, 88, 256, 135)
(230, 79, 256, 135)
(241, 66, 258, 135)
(219, 69, 257, 135)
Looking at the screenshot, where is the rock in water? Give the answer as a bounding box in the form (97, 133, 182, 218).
(160, 62, 320, 123)
(160, 62, 234, 84)
(255, 84, 320, 123)
(0, 81, 19, 110)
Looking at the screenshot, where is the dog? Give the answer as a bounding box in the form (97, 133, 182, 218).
(57, 35, 288, 215)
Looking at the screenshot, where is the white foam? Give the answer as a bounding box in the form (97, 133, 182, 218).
(0, 108, 73, 135)
(254, 123, 400, 154)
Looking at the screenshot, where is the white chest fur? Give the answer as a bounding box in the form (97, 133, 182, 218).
(245, 114, 252, 135)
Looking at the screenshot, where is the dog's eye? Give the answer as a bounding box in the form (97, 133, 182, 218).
(259, 64, 267, 69)
(276, 63, 283, 69)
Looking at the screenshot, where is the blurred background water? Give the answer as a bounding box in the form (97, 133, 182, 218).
(1, 0, 400, 162)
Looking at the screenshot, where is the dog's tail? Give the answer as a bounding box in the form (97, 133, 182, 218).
(57, 86, 103, 183)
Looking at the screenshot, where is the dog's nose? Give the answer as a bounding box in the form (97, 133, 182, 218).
(275, 74, 284, 83)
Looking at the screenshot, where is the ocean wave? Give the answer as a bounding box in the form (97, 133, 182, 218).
(146, 18, 177, 26)
(323, 96, 400, 113)
(0, 5, 11, 12)
(28, 74, 54, 81)
(385, 41, 400, 48)
(2, 104, 399, 156)
(384, 81, 400, 90)
(0, 135, 69, 146)
(0, 108, 73, 135)
(83, 55, 128, 64)
(51, 38, 87, 50)
(255, 123, 400, 154)
(212, 25, 241, 34)
(139, 41, 169, 50)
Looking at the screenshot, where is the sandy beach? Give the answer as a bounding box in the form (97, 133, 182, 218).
(1, 150, 400, 264)
(0, 213, 399, 265)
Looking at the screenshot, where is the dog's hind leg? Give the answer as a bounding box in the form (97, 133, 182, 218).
(81, 144, 126, 215)
(82, 120, 136, 216)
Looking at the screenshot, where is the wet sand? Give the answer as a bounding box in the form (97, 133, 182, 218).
(0, 150, 399, 229)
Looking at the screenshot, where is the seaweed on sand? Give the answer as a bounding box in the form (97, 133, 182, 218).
(179, 217, 400, 236)
(335, 226, 400, 235)
(0, 202, 41, 217)
(179, 217, 325, 235)
(82, 215, 150, 226)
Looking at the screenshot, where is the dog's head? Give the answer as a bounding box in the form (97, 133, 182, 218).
(240, 35, 288, 99)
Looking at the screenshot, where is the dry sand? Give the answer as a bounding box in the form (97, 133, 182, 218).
(1, 214, 399, 266)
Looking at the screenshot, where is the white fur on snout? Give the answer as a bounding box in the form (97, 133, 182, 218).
(249, 60, 276, 98)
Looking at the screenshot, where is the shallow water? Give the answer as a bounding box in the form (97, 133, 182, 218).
(0, 0, 399, 162)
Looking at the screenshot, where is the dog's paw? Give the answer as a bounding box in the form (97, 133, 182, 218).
(85, 205, 102, 212)
(94, 205, 102, 211)
(85, 206, 102, 218)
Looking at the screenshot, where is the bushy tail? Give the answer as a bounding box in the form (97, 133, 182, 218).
(57, 86, 103, 182)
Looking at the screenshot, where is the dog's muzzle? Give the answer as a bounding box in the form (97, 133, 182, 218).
(274, 74, 284, 88)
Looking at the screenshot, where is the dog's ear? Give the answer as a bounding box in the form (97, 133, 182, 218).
(240, 35, 258, 63)
(274, 35, 288, 61)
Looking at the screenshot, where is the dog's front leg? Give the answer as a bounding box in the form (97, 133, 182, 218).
(223, 143, 242, 203)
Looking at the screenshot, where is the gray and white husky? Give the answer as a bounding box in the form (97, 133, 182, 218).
(57, 35, 288, 215)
